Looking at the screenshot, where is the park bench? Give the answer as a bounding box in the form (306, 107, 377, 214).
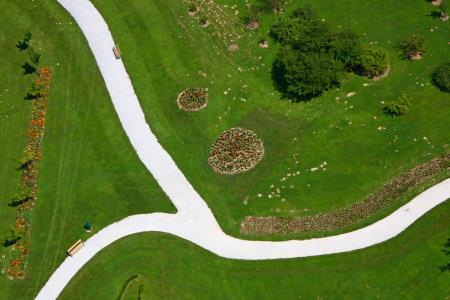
(113, 45, 121, 59)
(67, 239, 85, 256)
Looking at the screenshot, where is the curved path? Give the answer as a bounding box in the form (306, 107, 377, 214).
(37, 0, 450, 299)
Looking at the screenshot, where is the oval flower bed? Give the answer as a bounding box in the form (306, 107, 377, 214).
(177, 88, 208, 111)
(208, 127, 264, 175)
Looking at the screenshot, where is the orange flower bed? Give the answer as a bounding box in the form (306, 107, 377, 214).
(8, 66, 52, 279)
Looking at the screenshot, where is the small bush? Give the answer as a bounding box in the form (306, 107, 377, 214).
(188, 4, 197, 12)
(432, 61, 450, 92)
(398, 34, 426, 59)
(383, 94, 412, 116)
(360, 45, 388, 78)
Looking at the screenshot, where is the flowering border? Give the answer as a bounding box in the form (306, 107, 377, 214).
(7, 67, 52, 279)
(241, 153, 450, 235)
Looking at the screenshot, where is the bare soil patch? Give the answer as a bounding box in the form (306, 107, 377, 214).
(432, 0, 442, 6)
(409, 53, 423, 61)
(372, 64, 390, 81)
(246, 21, 259, 30)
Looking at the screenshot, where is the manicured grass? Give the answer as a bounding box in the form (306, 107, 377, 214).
(91, 0, 450, 237)
(0, 1, 174, 298)
(61, 201, 450, 299)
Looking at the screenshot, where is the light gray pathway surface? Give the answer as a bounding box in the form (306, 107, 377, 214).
(36, 0, 450, 299)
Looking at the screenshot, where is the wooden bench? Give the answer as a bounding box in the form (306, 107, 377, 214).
(113, 46, 121, 59)
(67, 239, 85, 256)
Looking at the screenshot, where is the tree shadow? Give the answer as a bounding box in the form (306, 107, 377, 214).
(439, 238, 450, 272)
(24, 93, 37, 101)
(428, 10, 442, 19)
(16, 159, 32, 170)
(21, 62, 37, 75)
(3, 237, 21, 247)
(8, 197, 31, 207)
(270, 63, 315, 103)
(15, 40, 29, 51)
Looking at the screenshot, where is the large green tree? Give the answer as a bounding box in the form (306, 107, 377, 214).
(274, 48, 344, 100)
(331, 30, 362, 69)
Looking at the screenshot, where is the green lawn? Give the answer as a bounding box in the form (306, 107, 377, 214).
(0, 1, 174, 298)
(90, 0, 450, 237)
(60, 201, 450, 299)
(0, 0, 449, 298)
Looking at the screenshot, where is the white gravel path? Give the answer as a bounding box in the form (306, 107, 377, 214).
(35, 0, 450, 299)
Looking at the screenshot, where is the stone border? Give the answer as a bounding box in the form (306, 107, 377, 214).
(241, 153, 450, 235)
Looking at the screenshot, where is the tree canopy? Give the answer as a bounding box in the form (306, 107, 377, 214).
(270, 6, 388, 101)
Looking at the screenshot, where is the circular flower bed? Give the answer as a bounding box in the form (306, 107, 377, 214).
(208, 127, 264, 175)
(177, 88, 208, 111)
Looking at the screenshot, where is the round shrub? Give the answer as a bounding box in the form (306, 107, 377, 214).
(383, 94, 412, 116)
(398, 34, 426, 59)
(208, 128, 264, 175)
(432, 61, 450, 92)
(360, 46, 388, 78)
(177, 88, 208, 111)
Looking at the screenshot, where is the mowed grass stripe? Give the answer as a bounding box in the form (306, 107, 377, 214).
(0, 1, 174, 298)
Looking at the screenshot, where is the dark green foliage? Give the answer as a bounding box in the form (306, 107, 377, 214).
(24, 31, 32, 42)
(383, 94, 412, 116)
(398, 34, 426, 59)
(270, 5, 367, 100)
(4, 225, 21, 247)
(21, 62, 37, 75)
(115, 274, 139, 300)
(9, 185, 32, 207)
(243, 4, 260, 25)
(360, 45, 388, 77)
(331, 30, 363, 68)
(188, 3, 196, 12)
(270, 9, 331, 52)
(15, 31, 32, 51)
(138, 284, 144, 300)
(292, 5, 318, 21)
(258, 0, 286, 13)
(30, 52, 41, 66)
(27, 81, 45, 99)
(274, 48, 343, 100)
(432, 61, 450, 92)
(440, 238, 450, 272)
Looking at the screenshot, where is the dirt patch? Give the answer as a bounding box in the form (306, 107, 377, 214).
(241, 153, 450, 235)
(372, 64, 390, 81)
(208, 127, 264, 175)
(432, 0, 442, 6)
(246, 21, 259, 30)
(259, 40, 269, 48)
(409, 53, 423, 61)
(228, 43, 239, 52)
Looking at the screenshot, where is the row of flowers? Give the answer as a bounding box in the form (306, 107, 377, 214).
(208, 127, 265, 175)
(241, 153, 450, 234)
(7, 67, 52, 279)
